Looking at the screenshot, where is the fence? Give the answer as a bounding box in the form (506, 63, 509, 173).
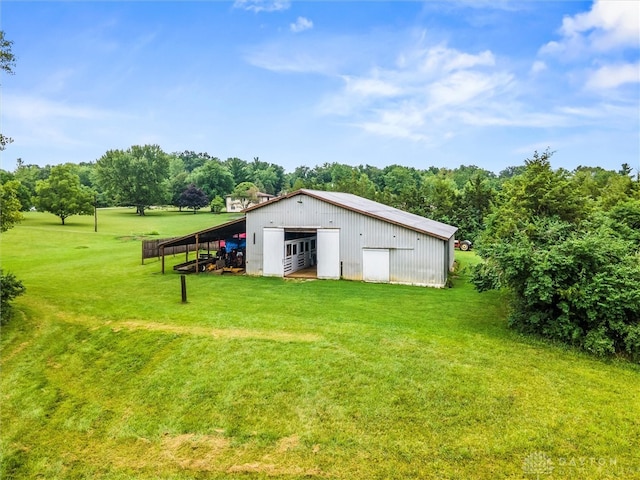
(142, 238, 187, 264)
(142, 238, 220, 264)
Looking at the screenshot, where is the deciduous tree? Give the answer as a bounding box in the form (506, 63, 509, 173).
(0, 180, 24, 231)
(35, 164, 94, 225)
(178, 184, 209, 214)
(210, 195, 225, 214)
(94, 145, 170, 215)
(187, 159, 234, 200)
(231, 182, 259, 209)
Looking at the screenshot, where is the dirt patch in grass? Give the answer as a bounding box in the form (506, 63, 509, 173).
(161, 433, 230, 471)
(276, 434, 300, 452)
(115, 235, 149, 242)
(74, 434, 328, 477)
(101, 435, 228, 473)
(226, 462, 326, 477)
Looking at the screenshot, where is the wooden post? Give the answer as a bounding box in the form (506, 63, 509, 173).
(195, 233, 200, 274)
(181, 275, 187, 303)
(161, 245, 165, 274)
(94, 194, 98, 233)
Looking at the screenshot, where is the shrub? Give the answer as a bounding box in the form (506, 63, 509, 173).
(473, 218, 640, 359)
(0, 269, 25, 324)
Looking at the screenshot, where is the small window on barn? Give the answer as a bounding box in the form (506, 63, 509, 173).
(286, 244, 292, 256)
(305, 241, 309, 252)
(293, 244, 297, 255)
(311, 239, 316, 250)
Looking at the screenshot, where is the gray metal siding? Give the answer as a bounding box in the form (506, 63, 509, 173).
(246, 193, 451, 287)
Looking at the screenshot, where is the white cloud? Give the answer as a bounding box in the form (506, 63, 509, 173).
(458, 109, 571, 129)
(358, 107, 429, 142)
(245, 48, 332, 74)
(538, 1, 640, 94)
(434, 0, 524, 12)
(343, 76, 401, 97)
(586, 62, 640, 89)
(427, 70, 512, 110)
(318, 44, 517, 142)
(233, 0, 290, 13)
(243, 35, 357, 74)
(530, 60, 547, 75)
(248, 25, 635, 148)
(5, 95, 115, 122)
(541, 0, 640, 56)
(290, 16, 313, 33)
(3, 94, 129, 150)
(399, 43, 495, 75)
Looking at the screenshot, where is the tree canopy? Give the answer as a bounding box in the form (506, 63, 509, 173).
(94, 145, 170, 215)
(0, 180, 24, 232)
(187, 159, 234, 200)
(34, 164, 95, 225)
(178, 184, 209, 214)
(231, 182, 260, 209)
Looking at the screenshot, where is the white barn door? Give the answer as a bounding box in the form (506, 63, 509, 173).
(263, 227, 284, 277)
(317, 229, 340, 279)
(362, 248, 390, 283)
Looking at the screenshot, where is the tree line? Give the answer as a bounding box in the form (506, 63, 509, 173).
(0, 144, 636, 240)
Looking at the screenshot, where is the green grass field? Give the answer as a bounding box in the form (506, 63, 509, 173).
(1, 209, 639, 479)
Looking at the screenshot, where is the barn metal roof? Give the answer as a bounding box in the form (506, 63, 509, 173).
(157, 216, 246, 249)
(245, 189, 458, 240)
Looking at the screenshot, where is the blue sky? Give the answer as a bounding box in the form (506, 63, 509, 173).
(1, 0, 638, 174)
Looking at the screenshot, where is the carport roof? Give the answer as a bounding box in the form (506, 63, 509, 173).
(158, 217, 246, 249)
(244, 189, 458, 240)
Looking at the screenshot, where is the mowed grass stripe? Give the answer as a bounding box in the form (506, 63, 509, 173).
(1, 208, 639, 479)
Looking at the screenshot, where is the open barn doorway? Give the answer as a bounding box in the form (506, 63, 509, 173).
(262, 227, 340, 280)
(284, 231, 317, 278)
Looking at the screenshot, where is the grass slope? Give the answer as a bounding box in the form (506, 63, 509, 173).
(1, 209, 639, 479)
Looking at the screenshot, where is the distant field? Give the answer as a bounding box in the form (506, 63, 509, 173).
(1, 208, 639, 479)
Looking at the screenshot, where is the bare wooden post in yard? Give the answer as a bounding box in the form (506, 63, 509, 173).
(181, 274, 187, 303)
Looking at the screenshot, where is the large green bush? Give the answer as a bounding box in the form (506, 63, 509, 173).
(474, 218, 640, 358)
(472, 151, 640, 359)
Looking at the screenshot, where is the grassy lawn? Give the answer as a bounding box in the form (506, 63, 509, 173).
(1, 209, 639, 479)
